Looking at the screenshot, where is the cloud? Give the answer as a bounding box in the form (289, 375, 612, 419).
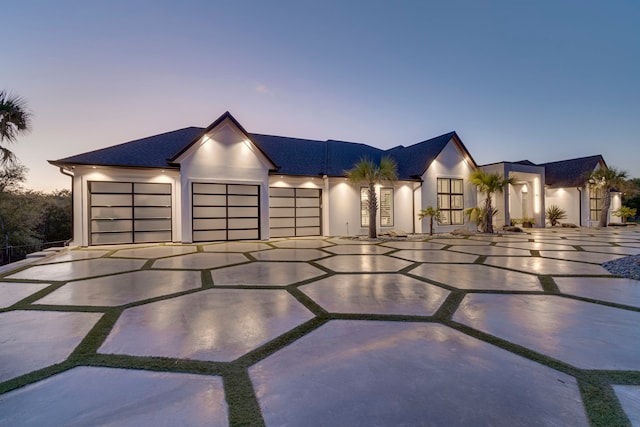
(255, 84, 274, 95)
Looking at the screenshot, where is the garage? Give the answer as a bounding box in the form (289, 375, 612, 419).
(269, 187, 322, 238)
(89, 181, 172, 245)
(192, 183, 260, 242)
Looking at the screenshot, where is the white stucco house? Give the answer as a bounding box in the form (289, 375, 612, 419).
(50, 112, 479, 246)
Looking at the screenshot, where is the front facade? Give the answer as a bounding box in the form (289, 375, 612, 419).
(51, 112, 479, 246)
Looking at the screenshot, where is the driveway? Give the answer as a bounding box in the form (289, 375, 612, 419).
(1, 228, 639, 426)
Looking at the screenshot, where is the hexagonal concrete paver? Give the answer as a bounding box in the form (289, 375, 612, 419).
(35, 250, 110, 264)
(99, 289, 314, 362)
(391, 250, 478, 263)
(613, 385, 640, 426)
(299, 274, 449, 315)
(250, 248, 329, 261)
(271, 239, 333, 249)
(484, 256, 611, 275)
(111, 245, 198, 259)
(322, 244, 394, 255)
(409, 264, 542, 291)
(0, 367, 227, 427)
(454, 294, 640, 369)
(496, 241, 577, 251)
(203, 241, 272, 252)
(555, 277, 640, 308)
(0, 310, 102, 382)
(534, 239, 605, 246)
(429, 238, 491, 246)
(211, 262, 325, 286)
(0, 282, 50, 308)
(6, 258, 146, 281)
(448, 245, 532, 256)
(152, 252, 248, 269)
(249, 320, 587, 426)
(584, 246, 640, 256)
(315, 255, 413, 273)
(539, 250, 623, 264)
(35, 270, 202, 306)
(326, 238, 378, 245)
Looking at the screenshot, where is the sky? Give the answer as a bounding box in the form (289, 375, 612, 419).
(3, 0, 639, 191)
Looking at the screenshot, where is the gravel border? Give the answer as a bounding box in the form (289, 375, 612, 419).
(603, 255, 640, 281)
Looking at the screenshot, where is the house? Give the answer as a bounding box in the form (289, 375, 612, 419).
(49, 112, 479, 246)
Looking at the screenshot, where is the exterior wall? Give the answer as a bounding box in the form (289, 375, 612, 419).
(325, 178, 416, 236)
(175, 120, 272, 242)
(69, 166, 180, 247)
(545, 187, 582, 226)
(610, 192, 622, 224)
(421, 140, 476, 233)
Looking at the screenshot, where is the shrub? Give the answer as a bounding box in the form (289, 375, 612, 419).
(546, 205, 567, 226)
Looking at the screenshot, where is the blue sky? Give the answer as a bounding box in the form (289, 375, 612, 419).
(3, 0, 639, 191)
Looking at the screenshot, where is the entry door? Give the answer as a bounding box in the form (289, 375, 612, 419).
(192, 183, 260, 242)
(269, 188, 322, 237)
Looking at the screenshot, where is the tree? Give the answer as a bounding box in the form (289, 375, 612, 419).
(418, 206, 442, 236)
(469, 170, 516, 233)
(346, 156, 398, 238)
(587, 167, 628, 227)
(0, 90, 32, 164)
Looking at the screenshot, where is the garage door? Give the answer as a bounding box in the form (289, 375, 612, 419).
(269, 188, 321, 238)
(192, 183, 260, 242)
(89, 182, 172, 245)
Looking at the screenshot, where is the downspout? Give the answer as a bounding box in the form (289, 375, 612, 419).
(59, 167, 74, 245)
(576, 187, 582, 227)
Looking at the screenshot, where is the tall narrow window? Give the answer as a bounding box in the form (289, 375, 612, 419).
(380, 188, 394, 227)
(589, 187, 603, 221)
(437, 178, 464, 225)
(360, 188, 369, 227)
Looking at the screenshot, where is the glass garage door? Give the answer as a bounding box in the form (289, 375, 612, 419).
(192, 183, 260, 242)
(269, 188, 322, 237)
(89, 182, 172, 245)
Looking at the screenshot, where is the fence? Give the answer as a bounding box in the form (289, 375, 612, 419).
(0, 240, 69, 266)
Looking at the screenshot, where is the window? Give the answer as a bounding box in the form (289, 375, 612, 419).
(361, 188, 369, 227)
(589, 187, 603, 221)
(437, 178, 464, 225)
(380, 188, 394, 227)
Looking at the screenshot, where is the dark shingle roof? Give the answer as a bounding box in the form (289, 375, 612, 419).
(50, 127, 204, 169)
(50, 115, 469, 181)
(541, 155, 605, 188)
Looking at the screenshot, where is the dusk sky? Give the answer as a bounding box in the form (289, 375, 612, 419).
(3, 1, 639, 191)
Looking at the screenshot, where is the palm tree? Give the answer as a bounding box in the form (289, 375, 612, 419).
(587, 167, 628, 227)
(346, 156, 398, 238)
(469, 170, 516, 233)
(0, 90, 32, 164)
(418, 206, 442, 236)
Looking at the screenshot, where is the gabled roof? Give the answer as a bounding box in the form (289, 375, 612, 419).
(49, 127, 203, 169)
(49, 112, 472, 181)
(541, 155, 606, 188)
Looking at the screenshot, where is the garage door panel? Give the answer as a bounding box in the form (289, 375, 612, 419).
(91, 232, 133, 245)
(229, 229, 259, 240)
(193, 218, 226, 230)
(135, 231, 172, 243)
(270, 188, 294, 197)
(296, 198, 320, 208)
(134, 207, 171, 219)
(228, 185, 258, 195)
(193, 206, 227, 218)
(193, 183, 226, 194)
(91, 182, 132, 193)
(228, 218, 258, 229)
(193, 194, 226, 206)
(134, 219, 172, 232)
(296, 227, 320, 237)
(228, 195, 258, 206)
(270, 207, 295, 218)
(91, 219, 133, 233)
(91, 194, 131, 207)
(296, 207, 320, 217)
(270, 197, 295, 207)
(134, 183, 171, 194)
(270, 217, 295, 228)
(270, 228, 296, 238)
(229, 206, 259, 218)
(296, 217, 320, 227)
(193, 230, 227, 242)
(134, 194, 171, 206)
(91, 207, 132, 220)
